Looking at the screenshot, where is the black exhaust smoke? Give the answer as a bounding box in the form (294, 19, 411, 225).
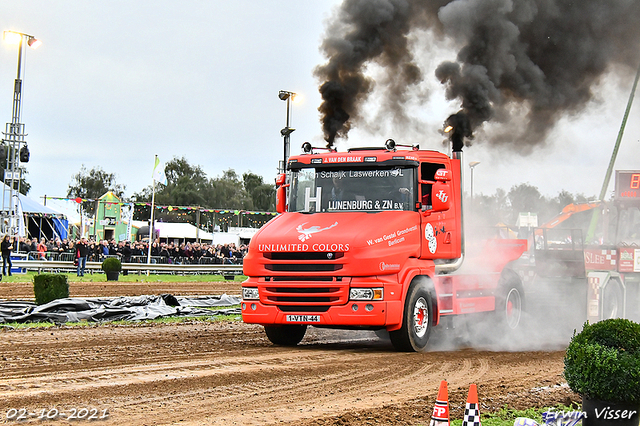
(314, 0, 434, 148)
(316, 0, 640, 151)
(446, 111, 471, 152)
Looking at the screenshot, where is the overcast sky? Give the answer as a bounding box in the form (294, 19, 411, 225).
(1, 1, 639, 212)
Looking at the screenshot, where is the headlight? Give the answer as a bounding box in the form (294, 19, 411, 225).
(242, 287, 259, 300)
(349, 288, 383, 301)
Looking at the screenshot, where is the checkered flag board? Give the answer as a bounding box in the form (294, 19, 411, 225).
(462, 403, 481, 426)
(462, 384, 481, 426)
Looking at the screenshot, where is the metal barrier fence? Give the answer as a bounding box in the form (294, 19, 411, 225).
(12, 259, 244, 279)
(18, 251, 242, 265)
(126, 255, 240, 265)
(23, 252, 77, 262)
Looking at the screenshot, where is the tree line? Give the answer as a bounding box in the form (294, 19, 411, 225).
(65, 156, 595, 229)
(468, 183, 594, 231)
(66, 157, 276, 223)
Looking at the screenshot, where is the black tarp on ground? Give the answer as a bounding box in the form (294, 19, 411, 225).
(0, 294, 241, 324)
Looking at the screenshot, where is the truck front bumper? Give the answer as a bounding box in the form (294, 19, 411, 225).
(241, 300, 400, 327)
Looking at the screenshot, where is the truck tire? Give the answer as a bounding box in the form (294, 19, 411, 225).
(495, 279, 524, 331)
(389, 279, 433, 352)
(602, 279, 624, 319)
(264, 324, 307, 346)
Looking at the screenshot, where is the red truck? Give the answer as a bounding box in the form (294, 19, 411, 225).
(242, 138, 530, 351)
(529, 170, 640, 326)
(583, 170, 640, 323)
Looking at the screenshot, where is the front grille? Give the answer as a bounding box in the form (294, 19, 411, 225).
(265, 264, 343, 272)
(262, 285, 348, 306)
(271, 276, 337, 282)
(261, 251, 344, 273)
(277, 305, 330, 313)
(265, 252, 344, 260)
(268, 287, 337, 293)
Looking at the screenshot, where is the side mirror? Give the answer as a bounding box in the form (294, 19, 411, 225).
(276, 186, 289, 213)
(275, 173, 289, 213)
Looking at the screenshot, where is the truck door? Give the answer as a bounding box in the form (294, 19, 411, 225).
(418, 162, 458, 260)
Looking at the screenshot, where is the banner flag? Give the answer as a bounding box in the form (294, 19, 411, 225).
(152, 156, 167, 185)
(122, 203, 134, 241)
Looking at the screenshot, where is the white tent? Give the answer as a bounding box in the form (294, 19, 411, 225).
(2, 184, 64, 217)
(1, 184, 68, 239)
(131, 221, 258, 245)
(132, 220, 214, 242)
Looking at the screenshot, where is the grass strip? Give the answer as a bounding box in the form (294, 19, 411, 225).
(0, 271, 247, 283)
(446, 404, 579, 426)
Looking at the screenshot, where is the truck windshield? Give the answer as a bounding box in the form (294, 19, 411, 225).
(289, 167, 416, 213)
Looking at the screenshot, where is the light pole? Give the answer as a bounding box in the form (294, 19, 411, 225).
(278, 90, 296, 174)
(2, 30, 40, 236)
(469, 161, 481, 200)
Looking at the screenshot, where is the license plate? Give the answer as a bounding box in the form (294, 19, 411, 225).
(286, 314, 321, 323)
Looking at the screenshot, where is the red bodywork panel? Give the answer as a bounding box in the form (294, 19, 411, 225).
(435, 238, 528, 316)
(584, 247, 619, 271)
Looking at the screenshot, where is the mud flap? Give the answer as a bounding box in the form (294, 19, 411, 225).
(587, 271, 625, 322)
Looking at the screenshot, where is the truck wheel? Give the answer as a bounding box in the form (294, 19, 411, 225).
(495, 281, 524, 331)
(389, 279, 433, 352)
(602, 280, 623, 319)
(264, 325, 307, 346)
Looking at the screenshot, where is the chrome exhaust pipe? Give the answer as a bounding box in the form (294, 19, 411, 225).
(435, 130, 465, 274)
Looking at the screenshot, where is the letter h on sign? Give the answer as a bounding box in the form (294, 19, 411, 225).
(305, 187, 322, 212)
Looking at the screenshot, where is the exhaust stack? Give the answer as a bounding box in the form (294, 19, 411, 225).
(435, 115, 467, 274)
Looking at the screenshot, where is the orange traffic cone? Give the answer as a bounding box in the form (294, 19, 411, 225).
(462, 384, 481, 426)
(429, 380, 450, 426)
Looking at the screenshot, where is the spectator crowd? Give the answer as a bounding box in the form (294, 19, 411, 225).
(8, 236, 248, 265)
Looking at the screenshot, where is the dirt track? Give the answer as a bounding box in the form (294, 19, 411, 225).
(0, 280, 579, 425)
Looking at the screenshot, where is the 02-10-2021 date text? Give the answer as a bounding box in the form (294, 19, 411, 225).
(6, 407, 109, 421)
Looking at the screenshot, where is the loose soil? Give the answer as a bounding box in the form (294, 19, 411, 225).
(0, 280, 579, 426)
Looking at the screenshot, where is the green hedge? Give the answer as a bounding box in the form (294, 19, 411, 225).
(33, 274, 69, 305)
(101, 257, 122, 272)
(564, 319, 640, 404)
